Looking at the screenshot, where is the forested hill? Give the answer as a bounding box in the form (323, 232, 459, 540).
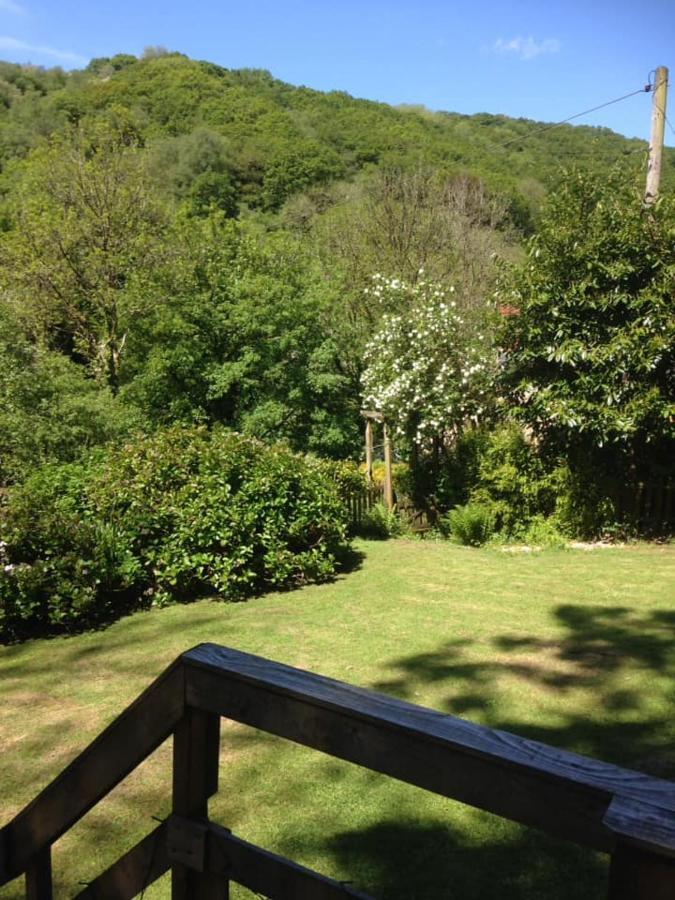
(1, 51, 672, 219)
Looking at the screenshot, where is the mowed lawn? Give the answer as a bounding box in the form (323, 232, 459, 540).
(1, 540, 674, 899)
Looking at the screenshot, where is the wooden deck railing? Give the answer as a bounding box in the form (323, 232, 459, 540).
(1, 643, 674, 898)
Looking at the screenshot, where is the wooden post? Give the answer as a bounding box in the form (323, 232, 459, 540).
(171, 709, 225, 899)
(365, 419, 374, 484)
(383, 422, 394, 512)
(645, 66, 669, 204)
(25, 847, 52, 900)
(608, 842, 675, 899)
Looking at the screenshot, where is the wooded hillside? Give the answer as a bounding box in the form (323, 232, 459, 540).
(2, 51, 672, 224)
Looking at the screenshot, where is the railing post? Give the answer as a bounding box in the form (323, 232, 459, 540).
(25, 846, 52, 899)
(608, 842, 675, 900)
(171, 708, 225, 899)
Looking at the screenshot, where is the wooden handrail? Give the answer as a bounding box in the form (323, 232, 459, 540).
(183, 644, 675, 857)
(2, 642, 675, 899)
(0, 659, 185, 884)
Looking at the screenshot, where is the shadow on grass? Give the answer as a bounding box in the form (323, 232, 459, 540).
(323, 820, 605, 900)
(372, 603, 675, 776)
(4, 600, 672, 899)
(0, 546, 366, 678)
(334, 544, 366, 577)
(305, 603, 674, 898)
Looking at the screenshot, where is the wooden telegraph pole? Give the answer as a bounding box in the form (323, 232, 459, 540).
(382, 423, 394, 512)
(645, 66, 669, 204)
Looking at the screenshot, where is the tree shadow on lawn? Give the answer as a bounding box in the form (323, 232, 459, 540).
(323, 818, 606, 900)
(312, 603, 674, 898)
(372, 604, 675, 777)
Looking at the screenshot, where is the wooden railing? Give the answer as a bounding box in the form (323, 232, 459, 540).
(2, 643, 675, 898)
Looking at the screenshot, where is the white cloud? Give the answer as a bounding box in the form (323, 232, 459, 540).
(0, 0, 24, 14)
(0, 35, 87, 64)
(494, 36, 561, 61)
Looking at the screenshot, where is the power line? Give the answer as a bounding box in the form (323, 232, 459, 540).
(496, 85, 651, 150)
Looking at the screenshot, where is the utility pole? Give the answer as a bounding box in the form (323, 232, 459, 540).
(645, 66, 669, 204)
(383, 422, 394, 512)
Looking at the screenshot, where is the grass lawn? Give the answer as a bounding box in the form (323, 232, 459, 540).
(1, 539, 674, 899)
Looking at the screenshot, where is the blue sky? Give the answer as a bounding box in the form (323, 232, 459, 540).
(1, 0, 673, 144)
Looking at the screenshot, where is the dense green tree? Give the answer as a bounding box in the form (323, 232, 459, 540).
(0, 121, 170, 391)
(4, 52, 670, 213)
(0, 307, 140, 485)
(500, 169, 674, 482)
(122, 215, 361, 458)
(152, 127, 238, 216)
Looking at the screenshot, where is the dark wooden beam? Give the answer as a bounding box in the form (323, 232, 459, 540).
(608, 842, 675, 899)
(171, 709, 225, 899)
(183, 644, 675, 858)
(168, 815, 373, 900)
(0, 660, 184, 885)
(25, 846, 52, 900)
(74, 822, 170, 900)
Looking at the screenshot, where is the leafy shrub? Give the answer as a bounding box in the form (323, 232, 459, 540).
(468, 425, 566, 534)
(361, 460, 412, 498)
(0, 426, 349, 642)
(360, 502, 404, 540)
(434, 428, 489, 510)
(442, 502, 496, 547)
(308, 458, 365, 504)
(516, 516, 568, 549)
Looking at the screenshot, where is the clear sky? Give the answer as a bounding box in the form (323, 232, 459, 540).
(1, 0, 673, 145)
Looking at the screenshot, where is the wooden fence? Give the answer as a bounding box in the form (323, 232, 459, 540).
(1, 643, 674, 898)
(613, 479, 674, 534)
(346, 483, 383, 529)
(347, 484, 435, 533)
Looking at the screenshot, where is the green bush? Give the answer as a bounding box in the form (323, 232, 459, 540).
(0, 426, 349, 642)
(360, 502, 404, 540)
(468, 425, 566, 534)
(307, 457, 366, 504)
(516, 516, 568, 549)
(442, 503, 496, 547)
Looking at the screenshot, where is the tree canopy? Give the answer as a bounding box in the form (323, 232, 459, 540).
(500, 169, 675, 456)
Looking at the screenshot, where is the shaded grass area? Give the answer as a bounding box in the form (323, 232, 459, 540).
(1, 540, 674, 898)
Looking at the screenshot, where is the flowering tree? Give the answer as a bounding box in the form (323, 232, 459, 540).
(361, 274, 497, 448)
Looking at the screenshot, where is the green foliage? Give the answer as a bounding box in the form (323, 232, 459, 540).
(306, 458, 366, 504)
(360, 502, 404, 540)
(3, 53, 670, 217)
(152, 128, 238, 217)
(365, 460, 412, 498)
(0, 426, 349, 641)
(500, 168, 675, 451)
(0, 120, 170, 390)
(468, 425, 566, 535)
(122, 215, 361, 458)
(0, 460, 139, 640)
(0, 53, 672, 549)
(442, 503, 496, 546)
(261, 142, 345, 210)
(0, 306, 141, 485)
(515, 516, 568, 549)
